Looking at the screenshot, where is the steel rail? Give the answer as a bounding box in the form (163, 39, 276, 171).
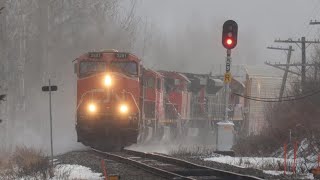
(92, 148, 264, 180)
(123, 149, 265, 180)
(92, 148, 195, 180)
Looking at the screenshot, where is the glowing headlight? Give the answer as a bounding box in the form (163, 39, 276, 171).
(88, 103, 97, 113)
(119, 104, 128, 114)
(104, 75, 112, 87)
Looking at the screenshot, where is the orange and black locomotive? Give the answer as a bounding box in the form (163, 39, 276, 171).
(74, 50, 141, 150)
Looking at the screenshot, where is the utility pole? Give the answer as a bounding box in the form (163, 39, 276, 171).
(266, 46, 294, 100)
(310, 20, 320, 81)
(310, 20, 320, 25)
(274, 37, 320, 93)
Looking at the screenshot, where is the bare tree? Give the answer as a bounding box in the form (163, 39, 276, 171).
(0, 0, 142, 150)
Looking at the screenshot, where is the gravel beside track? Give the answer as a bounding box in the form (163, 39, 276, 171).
(55, 150, 166, 180)
(94, 149, 264, 180)
(54, 150, 310, 180)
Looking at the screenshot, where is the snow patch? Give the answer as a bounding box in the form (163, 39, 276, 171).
(205, 156, 285, 169)
(17, 164, 103, 180)
(53, 164, 103, 180)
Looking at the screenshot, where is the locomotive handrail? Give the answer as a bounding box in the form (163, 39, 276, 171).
(123, 90, 143, 129)
(164, 94, 182, 119)
(123, 90, 141, 115)
(76, 89, 105, 111)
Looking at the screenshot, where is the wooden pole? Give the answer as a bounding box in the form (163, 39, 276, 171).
(293, 141, 298, 174)
(284, 143, 287, 175)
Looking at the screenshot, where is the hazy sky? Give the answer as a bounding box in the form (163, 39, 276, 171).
(135, 0, 320, 71)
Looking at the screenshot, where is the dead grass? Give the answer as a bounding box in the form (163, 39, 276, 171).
(11, 146, 50, 178)
(0, 147, 10, 170)
(169, 145, 215, 158)
(0, 146, 52, 180)
(235, 157, 286, 171)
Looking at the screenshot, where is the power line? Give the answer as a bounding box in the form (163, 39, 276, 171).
(300, 1, 320, 37)
(234, 87, 320, 100)
(266, 46, 294, 101)
(310, 20, 320, 25)
(274, 37, 320, 93)
(233, 88, 320, 102)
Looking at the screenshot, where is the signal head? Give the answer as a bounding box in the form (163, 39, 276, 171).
(222, 20, 238, 49)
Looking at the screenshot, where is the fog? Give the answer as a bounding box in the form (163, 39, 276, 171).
(135, 0, 320, 72)
(0, 0, 137, 154)
(0, 0, 319, 155)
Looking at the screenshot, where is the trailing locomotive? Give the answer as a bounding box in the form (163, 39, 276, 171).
(74, 50, 141, 150)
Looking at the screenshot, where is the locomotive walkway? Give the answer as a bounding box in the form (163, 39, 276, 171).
(92, 148, 264, 180)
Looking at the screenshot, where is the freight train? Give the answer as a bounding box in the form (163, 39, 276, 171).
(73, 50, 243, 150)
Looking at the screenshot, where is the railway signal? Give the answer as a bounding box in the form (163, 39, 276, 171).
(216, 20, 238, 152)
(42, 79, 58, 174)
(222, 20, 238, 49)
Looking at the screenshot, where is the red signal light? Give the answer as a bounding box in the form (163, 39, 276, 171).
(226, 38, 233, 45)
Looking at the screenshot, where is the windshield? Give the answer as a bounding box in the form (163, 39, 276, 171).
(79, 61, 106, 78)
(110, 61, 138, 76)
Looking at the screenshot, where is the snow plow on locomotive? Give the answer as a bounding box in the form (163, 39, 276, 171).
(74, 50, 141, 150)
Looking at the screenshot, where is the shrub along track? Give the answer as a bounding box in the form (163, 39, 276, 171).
(92, 148, 265, 180)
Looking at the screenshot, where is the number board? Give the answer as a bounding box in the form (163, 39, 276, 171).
(226, 64, 231, 72)
(115, 52, 128, 59)
(88, 52, 102, 59)
(226, 58, 231, 72)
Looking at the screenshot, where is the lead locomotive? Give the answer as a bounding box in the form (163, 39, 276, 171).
(74, 50, 141, 150)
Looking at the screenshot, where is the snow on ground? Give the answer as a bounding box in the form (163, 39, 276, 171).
(205, 156, 315, 178)
(18, 164, 103, 180)
(53, 164, 103, 180)
(263, 170, 314, 179)
(205, 156, 287, 169)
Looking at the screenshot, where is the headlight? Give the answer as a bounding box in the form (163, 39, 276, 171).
(119, 104, 129, 114)
(88, 103, 97, 113)
(104, 74, 112, 87)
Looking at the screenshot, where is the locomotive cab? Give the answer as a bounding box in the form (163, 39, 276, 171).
(73, 50, 141, 150)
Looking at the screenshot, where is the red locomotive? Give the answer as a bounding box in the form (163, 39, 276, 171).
(74, 50, 141, 150)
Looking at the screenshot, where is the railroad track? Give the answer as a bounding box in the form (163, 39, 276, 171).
(92, 148, 264, 180)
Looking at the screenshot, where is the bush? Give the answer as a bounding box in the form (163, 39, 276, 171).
(233, 133, 283, 156)
(0, 148, 10, 169)
(10, 146, 50, 179)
